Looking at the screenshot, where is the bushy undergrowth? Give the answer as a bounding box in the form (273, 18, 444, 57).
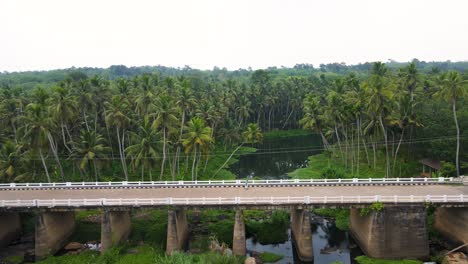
(246, 210, 289, 244)
(355, 256, 422, 264)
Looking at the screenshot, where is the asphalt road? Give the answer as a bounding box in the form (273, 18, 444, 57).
(0, 185, 467, 200)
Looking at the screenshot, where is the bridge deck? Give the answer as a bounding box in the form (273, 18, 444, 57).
(0, 184, 467, 209)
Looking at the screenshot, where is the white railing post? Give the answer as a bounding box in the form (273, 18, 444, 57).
(394, 195, 398, 203)
(358, 196, 361, 203)
(426, 195, 431, 202)
(410, 195, 414, 202)
(460, 194, 464, 203)
(324, 196, 327, 204)
(340, 196, 344, 203)
(443, 195, 447, 202)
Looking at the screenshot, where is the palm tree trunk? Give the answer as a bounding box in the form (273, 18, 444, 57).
(379, 114, 390, 178)
(452, 101, 460, 177)
(356, 116, 360, 176)
(334, 125, 344, 161)
(83, 110, 90, 132)
(93, 160, 99, 182)
(61, 120, 73, 153)
(47, 133, 65, 181)
(160, 128, 167, 180)
(191, 147, 197, 181)
(393, 128, 405, 176)
(39, 149, 51, 183)
(212, 143, 244, 178)
(116, 128, 128, 180)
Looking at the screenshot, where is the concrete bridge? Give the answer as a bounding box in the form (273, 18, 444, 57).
(0, 177, 467, 261)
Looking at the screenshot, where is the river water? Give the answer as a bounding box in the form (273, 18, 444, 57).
(231, 134, 323, 179)
(233, 133, 361, 264)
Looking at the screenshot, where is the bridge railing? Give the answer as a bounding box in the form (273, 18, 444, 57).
(1, 194, 466, 208)
(0, 177, 460, 189)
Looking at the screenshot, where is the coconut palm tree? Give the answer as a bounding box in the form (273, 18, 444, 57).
(72, 130, 110, 181)
(182, 117, 213, 181)
(152, 95, 179, 180)
(126, 117, 161, 181)
(434, 71, 467, 176)
(0, 140, 21, 182)
(364, 64, 395, 177)
(300, 95, 330, 150)
(23, 103, 65, 182)
(50, 86, 78, 153)
(105, 96, 131, 180)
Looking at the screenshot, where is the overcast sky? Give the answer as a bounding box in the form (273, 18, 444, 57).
(1, 0, 467, 72)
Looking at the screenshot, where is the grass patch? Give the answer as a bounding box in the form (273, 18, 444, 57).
(355, 256, 422, 264)
(313, 208, 350, 231)
(154, 251, 244, 264)
(289, 151, 420, 179)
(259, 251, 284, 263)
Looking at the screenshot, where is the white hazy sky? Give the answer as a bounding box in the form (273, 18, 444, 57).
(1, 0, 467, 72)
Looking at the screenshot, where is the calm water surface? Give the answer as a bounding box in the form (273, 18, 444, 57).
(232, 134, 322, 179)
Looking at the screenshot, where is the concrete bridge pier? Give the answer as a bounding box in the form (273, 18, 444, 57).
(434, 207, 468, 252)
(0, 212, 22, 248)
(101, 210, 132, 252)
(233, 209, 246, 255)
(290, 209, 313, 262)
(166, 209, 189, 255)
(35, 211, 75, 260)
(350, 206, 429, 259)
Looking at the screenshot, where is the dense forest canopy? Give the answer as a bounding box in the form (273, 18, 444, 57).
(0, 60, 467, 183)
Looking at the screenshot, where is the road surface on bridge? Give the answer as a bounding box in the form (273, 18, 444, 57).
(1, 184, 467, 201)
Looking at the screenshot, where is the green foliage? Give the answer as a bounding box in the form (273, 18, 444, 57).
(4, 255, 24, 264)
(246, 210, 289, 244)
(313, 208, 350, 231)
(131, 210, 168, 246)
(439, 162, 457, 177)
(355, 256, 422, 264)
(259, 252, 284, 263)
(320, 166, 346, 179)
(154, 252, 244, 264)
(360, 202, 384, 216)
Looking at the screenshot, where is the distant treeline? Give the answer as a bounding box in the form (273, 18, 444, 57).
(1, 59, 467, 90)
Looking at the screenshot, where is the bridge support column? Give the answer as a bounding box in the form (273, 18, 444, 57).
(233, 209, 246, 255)
(350, 206, 428, 259)
(101, 210, 132, 252)
(290, 209, 313, 262)
(0, 212, 22, 248)
(166, 209, 188, 255)
(35, 211, 75, 260)
(434, 207, 468, 252)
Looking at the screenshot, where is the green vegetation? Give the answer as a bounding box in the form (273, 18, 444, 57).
(313, 208, 350, 231)
(1, 62, 467, 184)
(4, 255, 24, 264)
(360, 202, 385, 216)
(259, 251, 284, 263)
(131, 210, 168, 246)
(355, 256, 422, 264)
(246, 210, 289, 244)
